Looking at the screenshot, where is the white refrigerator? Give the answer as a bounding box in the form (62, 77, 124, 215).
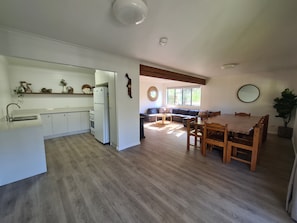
(93, 86, 109, 144)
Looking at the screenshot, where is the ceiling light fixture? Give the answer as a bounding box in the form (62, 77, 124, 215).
(159, 37, 168, 46)
(221, 63, 239, 70)
(112, 0, 148, 25)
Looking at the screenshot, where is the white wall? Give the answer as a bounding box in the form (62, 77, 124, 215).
(139, 76, 163, 113)
(116, 68, 140, 150)
(0, 28, 139, 151)
(7, 59, 95, 109)
(0, 56, 11, 118)
(202, 71, 297, 134)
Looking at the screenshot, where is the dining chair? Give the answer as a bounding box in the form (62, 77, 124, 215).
(198, 110, 208, 120)
(235, 112, 251, 117)
(202, 122, 228, 163)
(262, 114, 269, 142)
(232, 112, 252, 141)
(227, 123, 264, 171)
(231, 115, 265, 156)
(208, 111, 221, 117)
(186, 117, 202, 150)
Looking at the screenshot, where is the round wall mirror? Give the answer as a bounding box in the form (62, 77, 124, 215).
(237, 84, 260, 103)
(147, 86, 158, 101)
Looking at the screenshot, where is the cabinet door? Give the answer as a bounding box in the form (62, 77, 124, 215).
(80, 111, 90, 131)
(40, 114, 53, 137)
(67, 112, 81, 132)
(52, 113, 68, 135)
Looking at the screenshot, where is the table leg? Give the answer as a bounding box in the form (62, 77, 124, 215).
(162, 115, 165, 124)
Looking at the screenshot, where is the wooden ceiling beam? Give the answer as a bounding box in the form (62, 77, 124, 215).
(140, 64, 206, 85)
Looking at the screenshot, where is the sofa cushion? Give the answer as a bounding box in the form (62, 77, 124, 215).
(188, 110, 199, 116)
(147, 108, 159, 114)
(180, 109, 190, 115)
(172, 109, 188, 115)
(172, 108, 180, 114)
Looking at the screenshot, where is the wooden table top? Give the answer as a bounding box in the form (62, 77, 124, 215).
(197, 114, 262, 134)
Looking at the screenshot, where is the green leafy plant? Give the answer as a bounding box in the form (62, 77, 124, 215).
(273, 88, 297, 127)
(60, 79, 67, 86)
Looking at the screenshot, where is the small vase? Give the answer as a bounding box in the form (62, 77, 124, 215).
(62, 86, 67, 93)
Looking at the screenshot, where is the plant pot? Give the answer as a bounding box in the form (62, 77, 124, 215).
(277, 126, 293, 139)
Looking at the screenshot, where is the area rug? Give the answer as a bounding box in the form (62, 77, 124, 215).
(144, 121, 186, 135)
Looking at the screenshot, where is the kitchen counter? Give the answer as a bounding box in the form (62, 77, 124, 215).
(0, 115, 42, 131)
(0, 107, 92, 186)
(11, 106, 93, 116)
(0, 116, 47, 186)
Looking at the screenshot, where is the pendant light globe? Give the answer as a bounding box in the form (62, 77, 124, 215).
(112, 0, 148, 25)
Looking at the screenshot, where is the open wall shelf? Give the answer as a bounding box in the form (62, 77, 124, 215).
(21, 92, 93, 96)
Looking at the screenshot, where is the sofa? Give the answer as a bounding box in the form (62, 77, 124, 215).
(145, 108, 161, 122)
(171, 108, 199, 122)
(144, 107, 199, 125)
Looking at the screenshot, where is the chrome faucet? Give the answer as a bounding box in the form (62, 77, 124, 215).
(6, 103, 21, 122)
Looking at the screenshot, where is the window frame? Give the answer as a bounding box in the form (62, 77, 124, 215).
(166, 86, 201, 106)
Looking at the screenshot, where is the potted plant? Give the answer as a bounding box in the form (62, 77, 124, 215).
(273, 88, 297, 138)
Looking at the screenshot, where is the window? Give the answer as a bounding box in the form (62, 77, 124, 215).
(166, 87, 201, 106)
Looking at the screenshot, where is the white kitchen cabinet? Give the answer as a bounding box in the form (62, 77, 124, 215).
(40, 114, 53, 137)
(52, 113, 68, 135)
(80, 111, 90, 131)
(40, 111, 90, 139)
(67, 112, 81, 132)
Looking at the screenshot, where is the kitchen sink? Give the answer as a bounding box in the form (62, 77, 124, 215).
(11, 115, 38, 121)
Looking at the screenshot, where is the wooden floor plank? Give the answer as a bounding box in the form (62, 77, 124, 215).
(0, 122, 295, 223)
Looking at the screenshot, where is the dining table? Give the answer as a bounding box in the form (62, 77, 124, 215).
(195, 114, 262, 135)
(190, 114, 263, 164)
(206, 114, 262, 134)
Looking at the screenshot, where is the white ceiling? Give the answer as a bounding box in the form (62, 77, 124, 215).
(1, 0, 297, 78)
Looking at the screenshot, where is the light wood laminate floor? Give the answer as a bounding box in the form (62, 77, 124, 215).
(0, 122, 295, 223)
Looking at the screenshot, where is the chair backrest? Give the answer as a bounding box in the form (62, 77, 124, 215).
(208, 111, 221, 117)
(227, 122, 263, 171)
(235, 112, 251, 117)
(186, 117, 200, 150)
(204, 122, 228, 142)
(256, 118, 265, 149)
(261, 114, 269, 142)
(253, 123, 263, 149)
(203, 122, 228, 162)
(186, 117, 198, 132)
(198, 110, 208, 120)
(233, 122, 263, 149)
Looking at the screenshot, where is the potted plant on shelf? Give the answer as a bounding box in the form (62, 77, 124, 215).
(60, 79, 67, 93)
(273, 88, 297, 138)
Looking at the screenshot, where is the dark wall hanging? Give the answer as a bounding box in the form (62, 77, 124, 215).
(125, 73, 132, 98)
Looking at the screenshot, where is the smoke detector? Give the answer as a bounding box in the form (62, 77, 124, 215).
(159, 37, 168, 46)
(221, 63, 239, 70)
